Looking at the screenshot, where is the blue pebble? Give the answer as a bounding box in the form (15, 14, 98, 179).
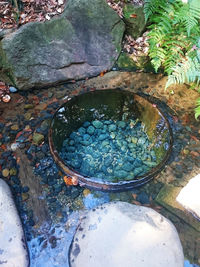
(104, 155, 113, 167)
(92, 120, 104, 129)
(80, 161, 91, 176)
(114, 170, 128, 178)
(133, 158, 143, 168)
(70, 132, 78, 140)
(101, 165, 109, 174)
(104, 120, 112, 125)
(101, 140, 110, 147)
(83, 134, 90, 141)
(66, 146, 76, 152)
(70, 158, 82, 169)
(101, 146, 110, 153)
(78, 127, 86, 135)
(133, 167, 144, 176)
(83, 121, 91, 128)
(108, 124, 117, 132)
(80, 140, 91, 146)
(87, 125, 95, 135)
(122, 162, 133, 172)
(69, 140, 75, 146)
(117, 121, 126, 128)
(94, 128, 102, 136)
(137, 192, 150, 204)
(138, 137, 146, 145)
(98, 134, 109, 141)
(9, 86, 18, 93)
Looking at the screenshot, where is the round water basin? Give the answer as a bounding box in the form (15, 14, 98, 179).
(48, 89, 173, 191)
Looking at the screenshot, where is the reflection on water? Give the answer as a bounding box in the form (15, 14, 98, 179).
(184, 259, 200, 267)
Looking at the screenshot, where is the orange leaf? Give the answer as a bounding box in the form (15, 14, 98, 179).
(130, 14, 137, 18)
(190, 151, 199, 157)
(64, 176, 73, 186)
(100, 70, 106, 77)
(190, 135, 199, 142)
(1, 144, 6, 151)
(132, 193, 137, 200)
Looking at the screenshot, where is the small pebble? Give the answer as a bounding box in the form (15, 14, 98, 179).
(9, 86, 18, 93)
(2, 168, 10, 177)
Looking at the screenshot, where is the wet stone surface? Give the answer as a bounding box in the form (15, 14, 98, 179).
(60, 119, 157, 182)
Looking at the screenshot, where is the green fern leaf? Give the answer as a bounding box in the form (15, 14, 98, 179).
(195, 98, 200, 120)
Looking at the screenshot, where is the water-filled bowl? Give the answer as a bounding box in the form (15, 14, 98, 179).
(48, 89, 173, 191)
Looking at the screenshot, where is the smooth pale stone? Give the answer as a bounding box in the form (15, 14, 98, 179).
(0, 179, 29, 267)
(70, 202, 184, 267)
(176, 174, 200, 220)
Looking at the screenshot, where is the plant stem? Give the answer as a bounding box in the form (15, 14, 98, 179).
(13, 0, 20, 16)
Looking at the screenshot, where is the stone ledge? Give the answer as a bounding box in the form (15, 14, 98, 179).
(156, 184, 200, 232)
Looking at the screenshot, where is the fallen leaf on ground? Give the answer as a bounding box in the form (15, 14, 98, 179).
(190, 135, 199, 142)
(64, 176, 73, 186)
(130, 14, 137, 18)
(190, 151, 199, 157)
(132, 193, 137, 200)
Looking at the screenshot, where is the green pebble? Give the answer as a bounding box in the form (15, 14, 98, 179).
(131, 137, 138, 144)
(108, 124, 117, 132)
(144, 161, 157, 167)
(22, 193, 29, 201)
(9, 168, 17, 176)
(24, 112, 32, 120)
(24, 104, 34, 109)
(33, 133, 44, 145)
(2, 169, 10, 177)
(118, 121, 126, 129)
(102, 140, 109, 147)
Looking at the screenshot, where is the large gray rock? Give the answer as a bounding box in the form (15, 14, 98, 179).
(0, 179, 29, 267)
(0, 0, 125, 90)
(69, 202, 184, 267)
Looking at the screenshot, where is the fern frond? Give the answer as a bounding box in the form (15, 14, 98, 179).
(189, 0, 200, 20)
(166, 56, 200, 89)
(195, 98, 200, 120)
(143, 0, 167, 22)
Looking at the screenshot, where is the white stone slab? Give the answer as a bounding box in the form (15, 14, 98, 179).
(176, 174, 200, 220)
(69, 202, 184, 267)
(0, 179, 29, 267)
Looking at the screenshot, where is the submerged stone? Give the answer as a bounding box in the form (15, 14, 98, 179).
(117, 121, 126, 129)
(108, 124, 117, 132)
(122, 162, 133, 172)
(78, 127, 86, 135)
(92, 120, 104, 129)
(114, 170, 128, 179)
(60, 118, 158, 183)
(87, 125, 95, 135)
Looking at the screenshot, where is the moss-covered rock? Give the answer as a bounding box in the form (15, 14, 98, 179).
(123, 3, 146, 38)
(116, 51, 154, 72)
(0, 0, 125, 90)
